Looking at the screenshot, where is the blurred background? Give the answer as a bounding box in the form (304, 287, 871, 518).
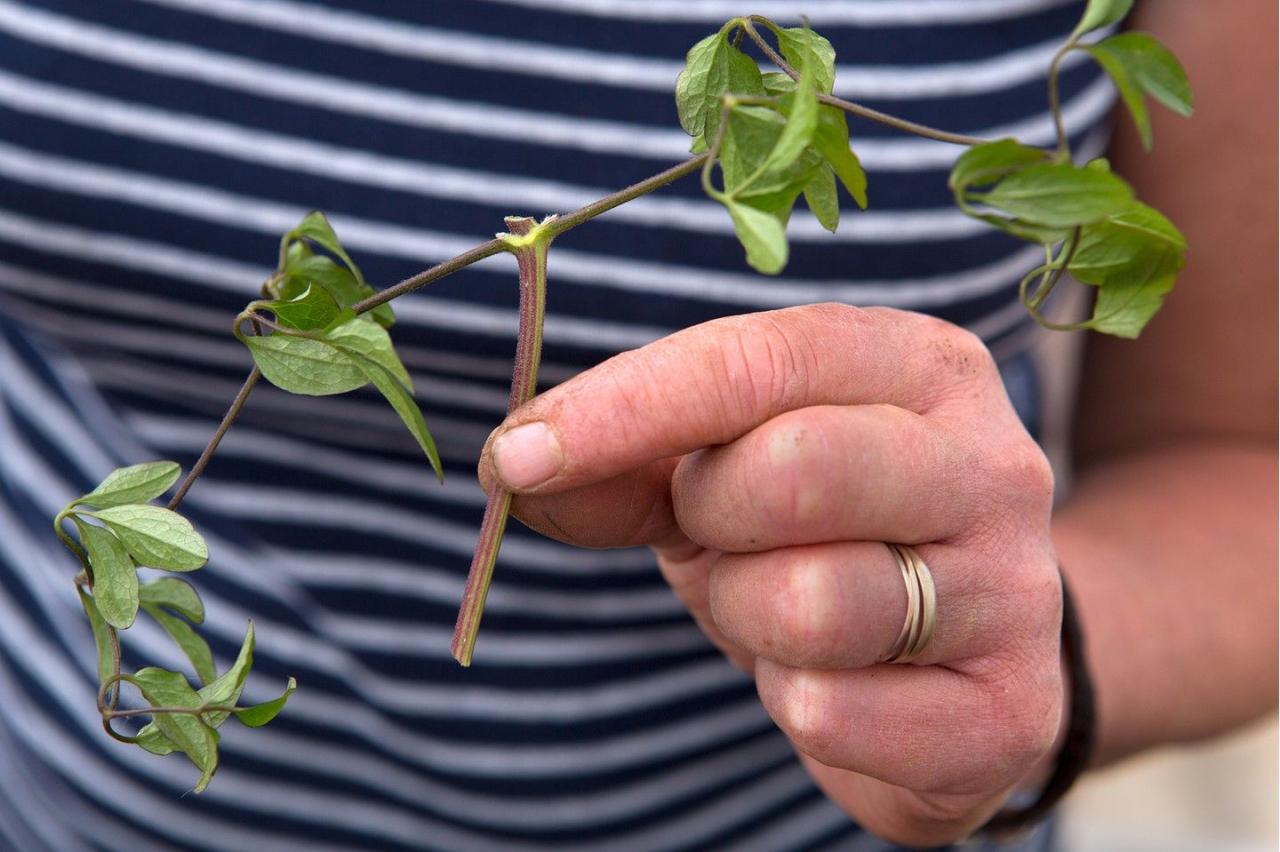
(1062, 717, 1277, 851)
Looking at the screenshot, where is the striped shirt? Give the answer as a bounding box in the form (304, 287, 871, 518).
(0, 1, 1106, 849)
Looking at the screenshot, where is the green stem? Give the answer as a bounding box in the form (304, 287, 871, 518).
(1047, 44, 1076, 157)
(451, 217, 552, 667)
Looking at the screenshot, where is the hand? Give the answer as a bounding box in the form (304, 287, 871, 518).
(479, 304, 1064, 846)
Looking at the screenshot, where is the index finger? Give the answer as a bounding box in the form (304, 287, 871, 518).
(483, 304, 996, 494)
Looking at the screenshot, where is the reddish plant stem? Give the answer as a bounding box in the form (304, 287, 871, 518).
(451, 217, 550, 666)
(166, 367, 262, 512)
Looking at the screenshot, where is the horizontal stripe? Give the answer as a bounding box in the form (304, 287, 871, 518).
(473, 0, 1076, 25)
(0, 138, 1114, 307)
(140, 0, 1091, 99)
(0, 0, 1109, 166)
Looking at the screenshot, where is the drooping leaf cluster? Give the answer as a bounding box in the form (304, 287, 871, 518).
(678, 5, 1191, 337)
(946, 0, 1192, 336)
(59, 462, 295, 792)
(676, 18, 866, 275)
(242, 212, 443, 478)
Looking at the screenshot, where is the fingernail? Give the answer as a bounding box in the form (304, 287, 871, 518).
(492, 422, 562, 489)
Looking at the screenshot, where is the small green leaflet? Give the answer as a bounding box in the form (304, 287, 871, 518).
(811, 106, 867, 210)
(284, 212, 395, 328)
(139, 577, 205, 623)
(243, 335, 369, 396)
(289, 212, 365, 291)
(759, 61, 818, 175)
(144, 604, 216, 685)
(675, 30, 765, 150)
(972, 162, 1133, 227)
(1071, 0, 1134, 39)
(131, 668, 220, 792)
(725, 200, 788, 274)
(802, 165, 840, 233)
(948, 139, 1049, 193)
(90, 505, 208, 571)
(240, 317, 440, 475)
(236, 676, 297, 728)
(326, 317, 414, 390)
(74, 519, 138, 629)
(1087, 32, 1193, 150)
(346, 351, 444, 480)
(75, 461, 181, 510)
(1086, 266, 1176, 337)
(775, 27, 836, 94)
(1068, 201, 1186, 338)
(135, 623, 295, 758)
(719, 105, 821, 214)
(76, 588, 115, 686)
(266, 284, 345, 331)
(196, 622, 255, 728)
(761, 71, 795, 96)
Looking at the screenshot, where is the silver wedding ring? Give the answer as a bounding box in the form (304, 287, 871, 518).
(882, 543, 937, 664)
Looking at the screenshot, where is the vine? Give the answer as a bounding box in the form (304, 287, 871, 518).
(55, 0, 1191, 791)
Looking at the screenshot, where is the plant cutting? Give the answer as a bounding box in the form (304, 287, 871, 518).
(53, 0, 1192, 791)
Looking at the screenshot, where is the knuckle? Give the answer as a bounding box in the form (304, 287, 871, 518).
(999, 442, 1056, 512)
(753, 416, 827, 533)
(766, 669, 839, 760)
(774, 556, 837, 656)
(974, 652, 1064, 775)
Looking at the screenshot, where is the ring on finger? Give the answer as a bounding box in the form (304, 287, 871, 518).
(882, 543, 936, 664)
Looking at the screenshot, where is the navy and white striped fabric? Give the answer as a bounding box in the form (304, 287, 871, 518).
(0, 1, 1105, 849)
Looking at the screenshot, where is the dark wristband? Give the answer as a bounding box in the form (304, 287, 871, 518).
(981, 568, 1096, 835)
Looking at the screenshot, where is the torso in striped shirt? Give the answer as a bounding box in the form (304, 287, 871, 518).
(0, 1, 1105, 849)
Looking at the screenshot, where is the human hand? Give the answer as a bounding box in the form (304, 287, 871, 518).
(478, 304, 1064, 846)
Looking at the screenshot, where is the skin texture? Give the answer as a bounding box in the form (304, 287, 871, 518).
(479, 3, 1277, 846)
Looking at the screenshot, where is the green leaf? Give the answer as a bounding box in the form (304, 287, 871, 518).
(1071, 0, 1134, 39)
(73, 519, 138, 629)
(776, 27, 836, 94)
(324, 316, 413, 390)
(266, 284, 343, 331)
(718, 105, 820, 215)
(1069, 202, 1185, 338)
(235, 677, 297, 728)
(242, 335, 369, 396)
(948, 139, 1049, 192)
(285, 213, 395, 328)
(802, 165, 840, 233)
(347, 353, 444, 480)
(197, 622, 255, 728)
(135, 726, 178, 756)
(131, 668, 219, 792)
(1088, 264, 1176, 338)
(282, 254, 394, 329)
(1088, 32, 1193, 150)
(76, 462, 181, 510)
(139, 577, 205, 624)
(721, 106, 785, 190)
(280, 255, 356, 302)
(725, 199, 788, 274)
(90, 505, 208, 572)
(811, 106, 867, 209)
(675, 30, 765, 150)
(760, 76, 818, 175)
(1070, 202, 1186, 285)
(974, 162, 1133, 227)
(761, 71, 796, 96)
(290, 212, 364, 287)
(143, 603, 216, 685)
(76, 588, 115, 686)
